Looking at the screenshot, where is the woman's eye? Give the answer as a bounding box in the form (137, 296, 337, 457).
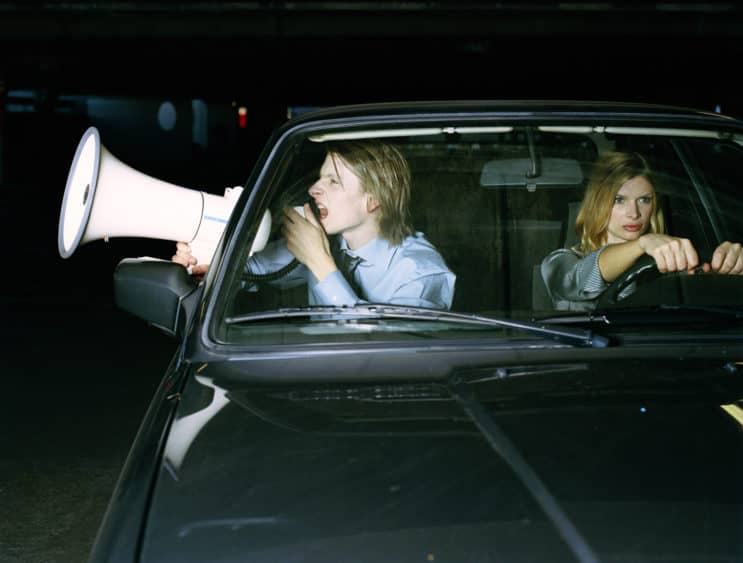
(638, 196, 653, 205)
(614, 196, 625, 204)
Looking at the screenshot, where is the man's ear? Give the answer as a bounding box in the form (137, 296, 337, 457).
(366, 194, 380, 213)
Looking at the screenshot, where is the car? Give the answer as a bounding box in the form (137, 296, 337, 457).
(88, 101, 743, 563)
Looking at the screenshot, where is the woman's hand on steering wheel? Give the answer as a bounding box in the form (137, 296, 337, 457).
(711, 241, 743, 275)
(638, 234, 700, 274)
(598, 240, 743, 306)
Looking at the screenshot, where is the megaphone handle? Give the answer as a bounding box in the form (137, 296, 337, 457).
(184, 257, 209, 278)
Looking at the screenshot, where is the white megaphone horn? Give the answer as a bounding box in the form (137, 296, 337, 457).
(58, 126, 271, 264)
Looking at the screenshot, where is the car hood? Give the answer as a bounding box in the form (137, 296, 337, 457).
(140, 357, 743, 563)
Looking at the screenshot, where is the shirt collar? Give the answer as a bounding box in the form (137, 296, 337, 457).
(339, 236, 395, 266)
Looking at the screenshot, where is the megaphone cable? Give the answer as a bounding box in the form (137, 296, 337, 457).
(241, 259, 300, 282)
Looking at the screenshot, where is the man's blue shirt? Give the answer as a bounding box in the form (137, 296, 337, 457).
(245, 233, 455, 309)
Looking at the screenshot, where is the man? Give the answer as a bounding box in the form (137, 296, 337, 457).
(174, 140, 455, 309)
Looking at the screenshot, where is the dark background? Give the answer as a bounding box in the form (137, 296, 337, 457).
(2, 2, 743, 561)
(6, 1, 743, 306)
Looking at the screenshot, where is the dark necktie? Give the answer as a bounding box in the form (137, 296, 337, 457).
(332, 245, 364, 296)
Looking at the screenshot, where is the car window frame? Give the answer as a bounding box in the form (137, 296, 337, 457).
(195, 111, 743, 355)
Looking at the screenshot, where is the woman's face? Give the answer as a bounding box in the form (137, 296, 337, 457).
(606, 175, 655, 244)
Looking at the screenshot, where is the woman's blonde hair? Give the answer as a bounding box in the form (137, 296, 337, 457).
(326, 140, 414, 245)
(575, 151, 666, 253)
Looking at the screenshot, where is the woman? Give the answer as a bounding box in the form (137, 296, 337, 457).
(541, 151, 743, 311)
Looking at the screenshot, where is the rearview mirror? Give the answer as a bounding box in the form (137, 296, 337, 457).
(480, 157, 583, 190)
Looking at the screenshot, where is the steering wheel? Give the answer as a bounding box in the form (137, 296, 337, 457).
(596, 254, 665, 307)
(597, 252, 743, 309)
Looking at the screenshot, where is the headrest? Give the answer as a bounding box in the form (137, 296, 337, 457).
(564, 201, 582, 249)
(480, 157, 584, 190)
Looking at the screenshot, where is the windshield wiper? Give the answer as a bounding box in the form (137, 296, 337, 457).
(449, 376, 600, 563)
(655, 304, 743, 318)
(225, 304, 610, 348)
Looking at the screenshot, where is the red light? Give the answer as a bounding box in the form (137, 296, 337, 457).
(238, 106, 247, 128)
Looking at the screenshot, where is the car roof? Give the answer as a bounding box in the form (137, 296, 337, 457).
(284, 99, 741, 128)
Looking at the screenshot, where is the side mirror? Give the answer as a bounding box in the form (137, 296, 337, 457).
(114, 258, 199, 338)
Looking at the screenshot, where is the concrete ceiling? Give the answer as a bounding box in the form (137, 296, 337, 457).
(1, 1, 741, 106)
(0, 2, 742, 39)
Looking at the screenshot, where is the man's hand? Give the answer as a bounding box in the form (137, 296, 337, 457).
(638, 234, 700, 273)
(282, 204, 337, 282)
(710, 241, 743, 274)
(172, 241, 209, 277)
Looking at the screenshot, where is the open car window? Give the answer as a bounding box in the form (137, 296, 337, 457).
(213, 121, 743, 345)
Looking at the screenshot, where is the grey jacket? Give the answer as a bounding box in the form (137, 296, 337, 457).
(541, 246, 634, 311)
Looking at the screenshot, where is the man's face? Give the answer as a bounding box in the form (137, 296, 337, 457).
(308, 153, 379, 248)
(606, 175, 655, 244)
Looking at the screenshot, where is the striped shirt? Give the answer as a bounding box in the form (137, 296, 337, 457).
(540, 246, 634, 311)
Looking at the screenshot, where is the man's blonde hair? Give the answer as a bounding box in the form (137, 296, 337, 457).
(576, 151, 666, 253)
(326, 140, 414, 245)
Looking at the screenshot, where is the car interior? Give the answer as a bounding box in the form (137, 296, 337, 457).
(406, 129, 732, 316)
(407, 129, 593, 316)
(227, 125, 743, 321)
(413, 165, 574, 313)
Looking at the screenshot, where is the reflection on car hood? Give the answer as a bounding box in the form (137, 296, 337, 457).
(140, 357, 743, 563)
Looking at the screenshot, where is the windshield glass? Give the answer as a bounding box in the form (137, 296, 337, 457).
(215, 120, 743, 344)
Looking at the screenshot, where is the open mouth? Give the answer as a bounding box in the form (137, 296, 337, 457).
(316, 204, 328, 219)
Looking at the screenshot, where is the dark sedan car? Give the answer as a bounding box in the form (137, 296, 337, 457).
(89, 101, 743, 563)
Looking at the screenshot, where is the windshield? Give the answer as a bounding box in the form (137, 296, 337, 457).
(215, 119, 743, 344)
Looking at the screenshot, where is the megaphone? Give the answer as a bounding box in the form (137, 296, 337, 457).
(58, 126, 271, 265)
